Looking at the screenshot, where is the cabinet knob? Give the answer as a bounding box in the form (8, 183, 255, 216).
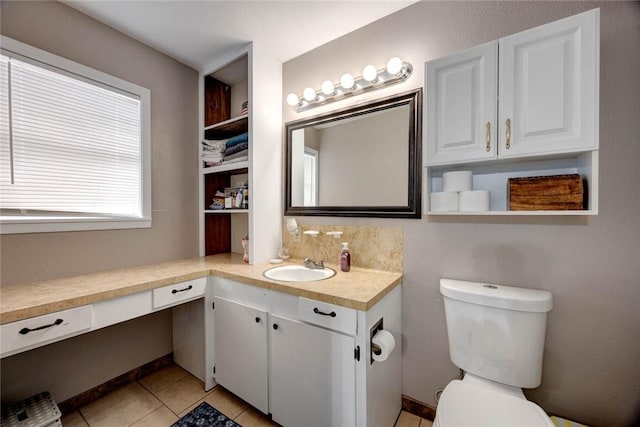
(272, 324, 279, 330)
(505, 118, 511, 149)
(255, 317, 260, 323)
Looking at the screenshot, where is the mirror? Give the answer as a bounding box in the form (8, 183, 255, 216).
(285, 89, 422, 218)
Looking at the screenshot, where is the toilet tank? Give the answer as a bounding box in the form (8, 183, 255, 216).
(440, 279, 553, 388)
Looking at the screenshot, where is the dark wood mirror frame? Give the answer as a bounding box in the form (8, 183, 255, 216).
(285, 88, 422, 218)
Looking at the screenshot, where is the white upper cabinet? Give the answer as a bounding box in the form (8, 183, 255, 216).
(426, 42, 498, 165)
(426, 8, 599, 166)
(499, 9, 599, 158)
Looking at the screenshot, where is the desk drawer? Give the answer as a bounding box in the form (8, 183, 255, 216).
(153, 277, 206, 309)
(298, 297, 357, 336)
(1, 305, 93, 357)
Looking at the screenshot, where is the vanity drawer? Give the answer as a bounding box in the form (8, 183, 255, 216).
(153, 277, 207, 309)
(298, 297, 357, 336)
(1, 305, 93, 357)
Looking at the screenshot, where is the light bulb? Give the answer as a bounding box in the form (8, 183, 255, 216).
(386, 57, 403, 75)
(303, 87, 317, 102)
(362, 64, 378, 82)
(286, 93, 300, 106)
(340, 73, 355, 90)
(321, 80, 335, 96)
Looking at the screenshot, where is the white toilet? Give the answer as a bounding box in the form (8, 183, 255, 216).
(435, 278, 554, 427)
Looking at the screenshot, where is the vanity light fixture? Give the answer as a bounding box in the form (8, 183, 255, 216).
(340, 73, 355, 91)
(286, 56, 412, 112)
(321, 80, 336, 96)
(303, 87, 318, 102)
(286, 93, 301, 107)
(362, 64, 378, 83)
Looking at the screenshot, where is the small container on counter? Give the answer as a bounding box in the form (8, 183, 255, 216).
(340, 242, 351, 272)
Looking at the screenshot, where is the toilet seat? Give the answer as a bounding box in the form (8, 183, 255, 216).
(434, 377, 554, 427)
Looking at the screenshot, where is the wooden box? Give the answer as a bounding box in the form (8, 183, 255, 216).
(508, 174, 584, 211)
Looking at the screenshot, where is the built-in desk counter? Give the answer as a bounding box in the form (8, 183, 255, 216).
(1, 254, 403, 426)
(1, 253, 402, 325)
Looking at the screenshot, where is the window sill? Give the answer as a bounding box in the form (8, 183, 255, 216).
(0, 216, 152, 234)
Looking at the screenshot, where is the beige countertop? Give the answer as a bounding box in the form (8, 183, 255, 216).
(0, 253, 402, 325)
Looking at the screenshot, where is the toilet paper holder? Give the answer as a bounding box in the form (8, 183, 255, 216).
(370, 318, 384, 365)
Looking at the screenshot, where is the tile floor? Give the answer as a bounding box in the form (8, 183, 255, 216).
(61, 364, 433, 427)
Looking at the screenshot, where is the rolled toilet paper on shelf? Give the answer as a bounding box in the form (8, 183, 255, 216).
(372, 330, 396, 362)
(443, 171, 473, 192)
(430, 191, 459, 212)
(459, 190, 491, 212)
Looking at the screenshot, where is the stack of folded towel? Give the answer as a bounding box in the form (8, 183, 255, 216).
(201, 139, 226, 165)
(201, 132, 249, 166)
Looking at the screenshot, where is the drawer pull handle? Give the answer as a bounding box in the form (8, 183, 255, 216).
(255, 317, 261, 323)
(273, 324, 279, 330)
(19, 318, 63, 335)
(171, 285, 193, 294)
(313, 307, 337, 317)
(485, 121, 491, 152)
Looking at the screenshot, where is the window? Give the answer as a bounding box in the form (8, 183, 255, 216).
(303, 147, 318, 207)
(0, 36, 151, 234)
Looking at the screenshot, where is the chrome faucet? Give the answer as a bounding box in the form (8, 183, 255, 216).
(304, 258, 325, 269)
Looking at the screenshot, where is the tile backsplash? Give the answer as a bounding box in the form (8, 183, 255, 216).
(282, 224, 403, 273)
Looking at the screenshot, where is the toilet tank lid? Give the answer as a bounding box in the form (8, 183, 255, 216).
(440, 279, 553, 312)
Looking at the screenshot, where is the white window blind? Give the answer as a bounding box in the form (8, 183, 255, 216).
(0, 53, 143, 217)
(0, 36, 150, 234)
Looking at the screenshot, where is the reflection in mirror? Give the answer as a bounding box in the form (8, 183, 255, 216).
(285, 89, 422, 218)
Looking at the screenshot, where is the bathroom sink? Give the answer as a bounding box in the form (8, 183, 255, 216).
(263, 265, 336, 282)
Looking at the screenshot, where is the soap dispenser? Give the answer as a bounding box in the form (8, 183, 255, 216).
(340, 242, 351, 272)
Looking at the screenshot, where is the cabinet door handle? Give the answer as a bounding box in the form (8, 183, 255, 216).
(313, 307, 337, 317)
(273, 324, 279, 330)
(171, 285, 193, 294)
(505, 118, 511, 149)
(485, 121, 491, 152)
(255, 317, 261, 323)
(19, 318, 63, 335)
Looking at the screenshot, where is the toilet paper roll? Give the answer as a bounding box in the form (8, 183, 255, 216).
(443, 171, 473, 192)
(372, 330, 396, 362)
(459, 190, 490, 212)
(430, 191, 459, 212)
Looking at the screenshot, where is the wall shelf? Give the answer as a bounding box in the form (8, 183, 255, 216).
(198, 43, 282, 263)
(424, 9, 599, 217)
(204, 115, 248, 140)
(203, 162, 249, 175)
(205, 209, 249, 214)
(425, 151, 598, 215)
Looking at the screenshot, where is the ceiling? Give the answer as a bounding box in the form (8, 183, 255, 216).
(64, 0, 417, 71)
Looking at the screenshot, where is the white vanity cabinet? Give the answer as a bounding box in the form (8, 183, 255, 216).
(269, 313, 356, 427)
(206, 277, 401, 427)
(212, 296, 269, 414)
(425, 8, 599, 214)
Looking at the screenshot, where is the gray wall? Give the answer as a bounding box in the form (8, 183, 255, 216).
(0, 1, 198, 403)
(283, 2, 640, 426)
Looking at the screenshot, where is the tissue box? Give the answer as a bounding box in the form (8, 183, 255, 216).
(508, 174, 584, 211)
